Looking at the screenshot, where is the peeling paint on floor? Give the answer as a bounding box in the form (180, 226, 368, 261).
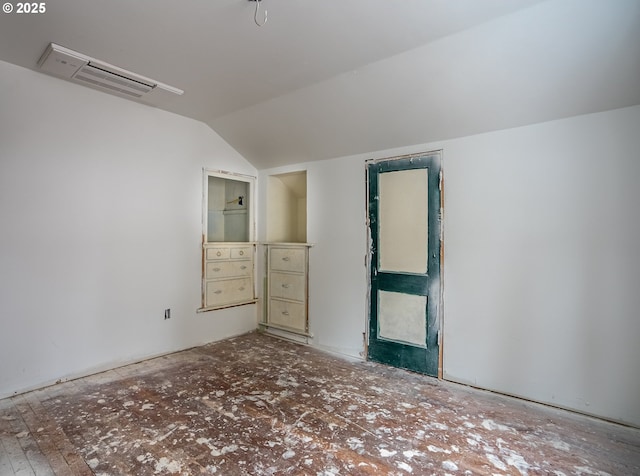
(1, 332, 639, 475)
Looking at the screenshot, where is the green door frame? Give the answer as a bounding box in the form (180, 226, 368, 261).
(367, 152, 442, 376)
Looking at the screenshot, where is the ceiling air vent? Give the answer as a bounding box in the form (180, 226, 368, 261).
(37, 43, 183, 105)
(74, 63, 154, 98)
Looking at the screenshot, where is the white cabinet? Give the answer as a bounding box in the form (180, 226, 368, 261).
(203, 243, 256, 309)
(265, 243, 311, 334)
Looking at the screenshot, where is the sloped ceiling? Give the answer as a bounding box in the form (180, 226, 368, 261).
(1, 0, 639, 169)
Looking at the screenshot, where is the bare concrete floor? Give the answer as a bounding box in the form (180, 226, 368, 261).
(1, 332, 639, 475)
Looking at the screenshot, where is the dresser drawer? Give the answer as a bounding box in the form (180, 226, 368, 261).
(229, 260, 252, 276)
(270, 272, 305, 301)
(206, 261, 252, 279)
(230, 247, 252, 259)
(269, 299, 306, 330)
(270, 247, 306, 273)
(206, 277, 253, 306)
(206, 247, 230, 260)
(206, 261, 229, 279)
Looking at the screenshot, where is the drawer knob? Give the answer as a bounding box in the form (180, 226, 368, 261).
(216, 251, 222, 257)
(282, 311, 290, 316)
(213, 267, 221, 272)
(239, 287, 245, 291)
(214, 290, 222, 294)
(239, 250, 244, 256)
(282, 284, 290, 289)
(282, 257, 290, 261)
(240, 266, 247, 270)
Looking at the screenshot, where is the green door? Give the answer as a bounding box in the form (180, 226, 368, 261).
(367, 153, 441, 376)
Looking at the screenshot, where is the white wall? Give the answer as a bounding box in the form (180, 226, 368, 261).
(0, 60, 258, 398)
(259, 105, 640, 427)
(442, 105, 640, 427)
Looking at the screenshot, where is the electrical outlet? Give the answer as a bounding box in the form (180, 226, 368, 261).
(164, 309, 171, 320)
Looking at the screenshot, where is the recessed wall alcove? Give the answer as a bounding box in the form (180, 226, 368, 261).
(266, 171, 307, 243)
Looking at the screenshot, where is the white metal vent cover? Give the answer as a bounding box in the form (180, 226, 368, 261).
(37, 43, 183, 104)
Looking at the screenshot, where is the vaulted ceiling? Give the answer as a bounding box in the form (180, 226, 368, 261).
(1, 0, 639, 169)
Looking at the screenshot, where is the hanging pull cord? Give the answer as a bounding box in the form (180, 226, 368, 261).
(254, 0, 267, 27)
